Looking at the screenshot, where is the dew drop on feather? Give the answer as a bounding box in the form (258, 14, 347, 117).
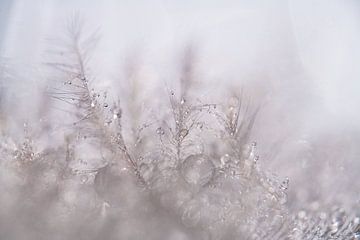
(181, 154, 215, 187)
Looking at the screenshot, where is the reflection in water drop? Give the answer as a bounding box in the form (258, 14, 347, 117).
(181, 154, 215, 188)
(220, 154, 231, 167)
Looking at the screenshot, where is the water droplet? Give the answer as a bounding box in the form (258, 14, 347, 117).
(220, 154, 231, 167)
(139, 163, 153, 181)
(195, 143, 204, 154)
(91, 101, 95, 108)
(180, 97, 186, 105)
(254, 155, 259, 164)
(80, 175, 88, 184)
(112, 109, 122, 119)
(330, 208, 346, 234)
(280, 177, 289, 191)
(156, 127, 165, 135)
(247, 142, 257, 160)
(103, 103, 109, 108)
(179, 129, 189, 140)
(181, 154, 215, 187)
(298, 210, 307, 219)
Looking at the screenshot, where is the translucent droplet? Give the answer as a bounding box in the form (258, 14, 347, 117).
(195, 143, 204, 154)
(113, 109, 122, 119)
(156, 127, 165, 135)
(220, 154, 231, 167)
(248, 142, 257, 160)
(280, 177, 289, 191)
(180, 97, 186, 105)
(330, 209, 346, 234)
(242, 144, 251, 157)
(228, 106, 235, 113)
(139, 163, 153, 181)
(179, 129, 189, 139)
(94, 164, 136, 207)
(298, 210, 307, 219)
(80, 175, 88, 184)
(91, 101, 95, 108)
(181, 154, 215, 187)
(254, 155, 259, 164)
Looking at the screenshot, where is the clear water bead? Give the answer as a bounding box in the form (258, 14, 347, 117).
(179, 129, 189, 140)
(280, 177, 289, 191)
(156, 127, 165, 135)
(180, 97, 186, 105)
(220, 154, 231, 167)
(181, 154, 215, 187)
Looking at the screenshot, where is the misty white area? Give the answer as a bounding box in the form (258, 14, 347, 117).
(1, 0, 359, 124)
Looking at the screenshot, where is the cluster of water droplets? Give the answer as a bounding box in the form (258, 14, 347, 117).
(289, 205, 360, 240)
(134, 130, 292, 239)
